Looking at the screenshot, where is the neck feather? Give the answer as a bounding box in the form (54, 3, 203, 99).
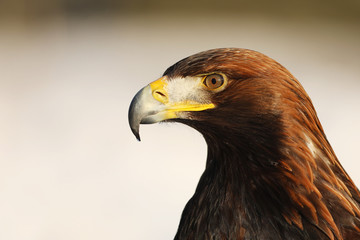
(174, 116, 360, 240)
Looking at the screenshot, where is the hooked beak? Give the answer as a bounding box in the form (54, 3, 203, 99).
(128, 77, 176, 141)
(128, 76, 215, 141)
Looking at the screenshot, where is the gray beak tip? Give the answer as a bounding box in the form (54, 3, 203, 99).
(131, 127, 141, 141)
(129, 87, 146, 141)
(128, 103, 142, 141)
(129, 84, 165, 141)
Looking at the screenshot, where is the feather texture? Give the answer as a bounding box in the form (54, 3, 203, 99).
(162, 49, 360, 239)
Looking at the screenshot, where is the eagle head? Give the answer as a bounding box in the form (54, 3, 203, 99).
(129, 49, 293, 142)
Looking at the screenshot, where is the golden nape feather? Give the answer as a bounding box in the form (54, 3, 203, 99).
(128, 48, 360, 240)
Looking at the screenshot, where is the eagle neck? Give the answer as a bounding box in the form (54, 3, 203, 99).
(174, 130, 295, 239)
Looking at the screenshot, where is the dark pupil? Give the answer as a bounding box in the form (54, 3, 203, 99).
(211, 78, 217, 85)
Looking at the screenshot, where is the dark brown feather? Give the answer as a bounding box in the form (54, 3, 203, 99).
(164, 48, 360, 239)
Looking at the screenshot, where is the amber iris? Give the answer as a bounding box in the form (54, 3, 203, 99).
(203, 74, 224, 89)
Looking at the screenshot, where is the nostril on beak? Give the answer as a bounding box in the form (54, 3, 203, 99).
(153, 90, 168, 104)
(155, 91, 165, 97)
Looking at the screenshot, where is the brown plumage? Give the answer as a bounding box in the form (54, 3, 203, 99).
(128, 48, 360, 239)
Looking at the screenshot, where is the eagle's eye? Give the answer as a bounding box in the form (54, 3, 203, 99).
(203, 74, 225, 90)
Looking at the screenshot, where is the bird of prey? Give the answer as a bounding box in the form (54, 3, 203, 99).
(128, 48, 360, 239)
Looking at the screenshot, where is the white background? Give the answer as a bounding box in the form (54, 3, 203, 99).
(0, 13, 359, 240)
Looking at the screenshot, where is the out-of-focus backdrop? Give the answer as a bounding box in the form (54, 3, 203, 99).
(0, 1, 359, 239)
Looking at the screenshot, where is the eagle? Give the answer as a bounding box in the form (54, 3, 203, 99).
(128, 48, 360, 239)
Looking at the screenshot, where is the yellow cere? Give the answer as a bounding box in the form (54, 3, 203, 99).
(150, 77, 169, 104)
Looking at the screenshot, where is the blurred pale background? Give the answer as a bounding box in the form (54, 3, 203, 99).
(0, 0, 359, 239)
